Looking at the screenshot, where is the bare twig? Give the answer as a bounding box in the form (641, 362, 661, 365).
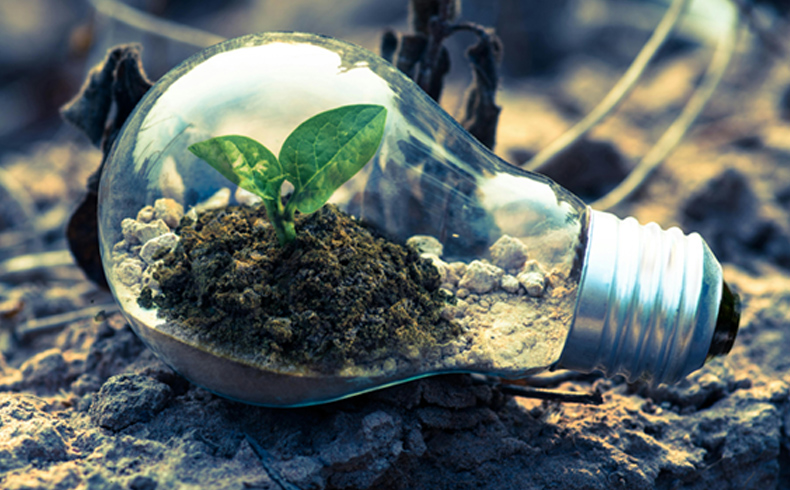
(497, 385, 603, 405)
(523, 0, 690, 173)
(0, 250, 74, 280)
(593, 15, 741, 211)
(17, 304, 119, 341)
(89, 0, 226, 48)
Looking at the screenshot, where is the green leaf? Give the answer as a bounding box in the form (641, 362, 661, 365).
(188, 135, 284, 200)
(279, 104, 387, 214)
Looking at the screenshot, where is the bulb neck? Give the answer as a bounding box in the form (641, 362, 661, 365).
(557, 210, 738, 385)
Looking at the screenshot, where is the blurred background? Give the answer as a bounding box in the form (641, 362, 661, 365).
(0, 0, 785, 264)
(0, 0, 749, 153)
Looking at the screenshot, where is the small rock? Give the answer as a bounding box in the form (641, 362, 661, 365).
(421, 253, 448, 283)
(135, 219, 170, 243)
(235, 187, 262, 206)
(448, 262, 467, 279)
(489, 235, 529, 270)
(139, 232, 179, 264)
(136, 206, 155, 223)
(194, 188, 231, 212)
(456, 288, 470, 299)
(154, 198, 184, 228)
(116, 258, 144, 287)
(122, 219, 170, 245)
(112, 240, 129, 253)
(90, 374, 172, 431)
(185, 207, 198, 223)
(407, 235, 444, 256)
(501, 274, 520, 293)
(121, 218, 140, 244)
(458, 260, 503, 294)
(517, 271, 545, 297)
(521, 259, 546, 275)
(253, 218, 270, 232)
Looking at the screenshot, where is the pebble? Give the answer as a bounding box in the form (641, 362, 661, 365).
(517, 271, 545, 297)
(407, 235, 444, 256)
(139, 232, 179, 264)
(500, 274, 520, 293)
(489, 235, 529, 270)
(421, 253, 448, 283)
(458, 260, 503, 294)
(154, 198, 184, 228)
(194, 187, 231, 212)
(136, 206, 155, 223)
(122, 218, 170, 245)
(116, 258, 144, 287)
(456, 288, 470, 299)
(521, 259, 545, 275)
(235, 187, 262, 206)
(448, 262, 467, 279)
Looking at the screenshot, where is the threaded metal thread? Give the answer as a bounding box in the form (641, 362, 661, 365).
(557, 210, 723, 385)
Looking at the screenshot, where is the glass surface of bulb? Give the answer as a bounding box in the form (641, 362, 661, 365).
(99, 32, 737, 407)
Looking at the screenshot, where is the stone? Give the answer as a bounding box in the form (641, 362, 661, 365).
(116, 258, 144, 287)
(517, 271, 545, 297)
(121, 218, 140, 244)
(521, 259, 546, 275)
(448, 262, 467, 280)
(500, 274, 520, 293)
(489, 235, 530, 270)
(154, 198, 184, 228)
(122, 219, 170, 245)
(194, 188, 231, 212)
(136, 206, 155, 223)
(458, 260, 503, 294)
(139, 232, 179, 264)
(406, 235, 444, 256)
(135, 219, 170, 243)
(235, 187, 262, 206)
(89, 374, 172, 431)
(421, 253, 448, 283)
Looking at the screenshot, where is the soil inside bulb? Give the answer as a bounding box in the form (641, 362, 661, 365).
(137, 203, 462, 374)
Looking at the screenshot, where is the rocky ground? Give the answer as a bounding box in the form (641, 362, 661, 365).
(3, 1, 790, 489)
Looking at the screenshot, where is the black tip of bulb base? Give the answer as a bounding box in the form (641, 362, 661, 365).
(707, 280, 740, 361)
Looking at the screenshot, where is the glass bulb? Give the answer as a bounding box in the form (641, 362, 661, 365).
(98, 32, 739, 407)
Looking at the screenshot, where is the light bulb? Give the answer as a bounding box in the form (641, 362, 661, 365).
(98, 32, 739, 407)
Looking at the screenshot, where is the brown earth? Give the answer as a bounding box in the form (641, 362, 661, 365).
(139, 203, 458, 374)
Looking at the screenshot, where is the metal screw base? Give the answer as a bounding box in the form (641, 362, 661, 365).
(557, 210, 737, 385)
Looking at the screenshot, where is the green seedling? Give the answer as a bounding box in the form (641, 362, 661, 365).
(188, 104, 387, 245)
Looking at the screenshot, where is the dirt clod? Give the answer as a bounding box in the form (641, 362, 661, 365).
(89, 373, 172, 431)
(141, 203, 460, 373)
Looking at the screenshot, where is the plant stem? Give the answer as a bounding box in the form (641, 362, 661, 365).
(263, 198, 296, 246)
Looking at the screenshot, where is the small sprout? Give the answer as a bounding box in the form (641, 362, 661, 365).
(188, 104, 387, 245)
